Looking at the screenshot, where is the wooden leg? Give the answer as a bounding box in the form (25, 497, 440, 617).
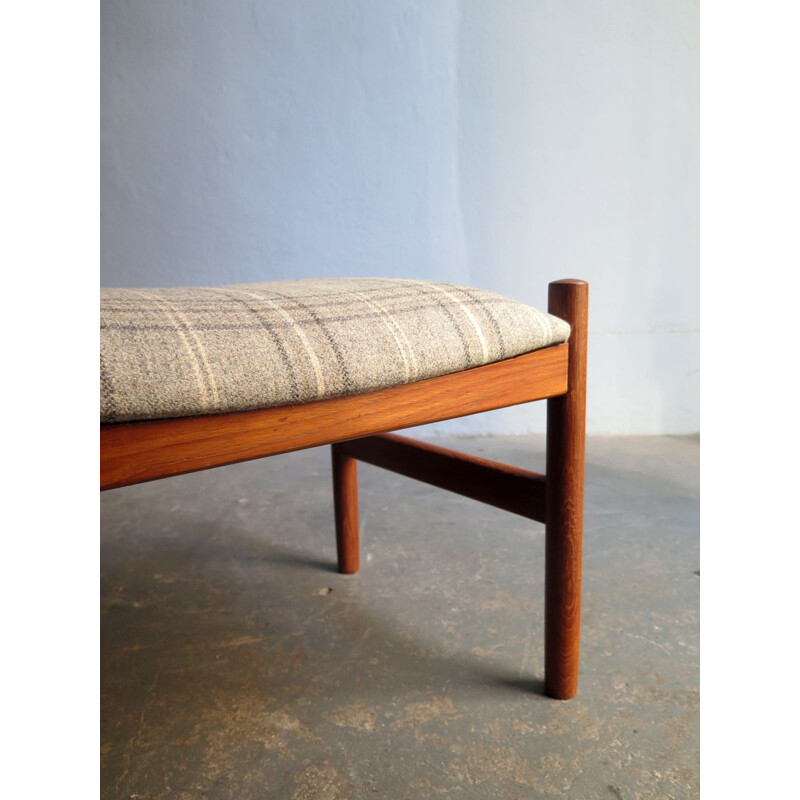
(545, 279, 588, 699)
(331, 443, 359, 574)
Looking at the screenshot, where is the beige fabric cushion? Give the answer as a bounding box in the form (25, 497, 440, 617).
(100, 278, 570, 423)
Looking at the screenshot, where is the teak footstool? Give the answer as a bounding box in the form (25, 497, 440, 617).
(100, 277, 588, 699)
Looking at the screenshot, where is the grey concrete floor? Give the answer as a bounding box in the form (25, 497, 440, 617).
(101, 435, 699, 800)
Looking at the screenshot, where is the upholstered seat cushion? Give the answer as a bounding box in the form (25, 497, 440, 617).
(100, 278, 570, 424)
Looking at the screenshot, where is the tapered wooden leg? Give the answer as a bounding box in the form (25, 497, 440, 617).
(545, 279, 588, 699)
(332, 443, 359, 574)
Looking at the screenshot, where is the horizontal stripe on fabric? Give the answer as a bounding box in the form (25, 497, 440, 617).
(100, 300, 522, 331)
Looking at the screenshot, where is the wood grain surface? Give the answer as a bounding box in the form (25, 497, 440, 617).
(331, 443, 359, 574)
(544, 280, 589, 700)
(340, 433, 546, 523)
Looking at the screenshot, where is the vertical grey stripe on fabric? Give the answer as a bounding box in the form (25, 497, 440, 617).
(447, 285, 507, 361)
(410, 283, 474, 368)
(213, 289, 302, 404)
(344, 290, 417, 382)
(265, 289, 355, 395)
(134, 290, 219, 410)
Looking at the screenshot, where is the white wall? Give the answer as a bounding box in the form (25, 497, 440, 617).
(101, 0, 698, 435)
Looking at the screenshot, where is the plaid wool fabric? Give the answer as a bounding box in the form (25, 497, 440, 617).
(100, 278, 570, 424)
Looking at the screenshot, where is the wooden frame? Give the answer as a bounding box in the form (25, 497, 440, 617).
(101, 279, 588, 699)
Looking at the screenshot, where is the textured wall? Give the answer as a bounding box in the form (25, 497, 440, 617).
(101, 0, 698, 434)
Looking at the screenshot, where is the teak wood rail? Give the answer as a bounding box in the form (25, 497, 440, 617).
(100, 279, 588, 699)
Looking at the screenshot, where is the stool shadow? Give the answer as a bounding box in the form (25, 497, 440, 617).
(101, 511, 550, 701)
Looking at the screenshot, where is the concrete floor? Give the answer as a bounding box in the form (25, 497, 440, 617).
(101, 435, 699, 799)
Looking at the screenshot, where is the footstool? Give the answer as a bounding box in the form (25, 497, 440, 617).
(100, 277, 588, 699)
